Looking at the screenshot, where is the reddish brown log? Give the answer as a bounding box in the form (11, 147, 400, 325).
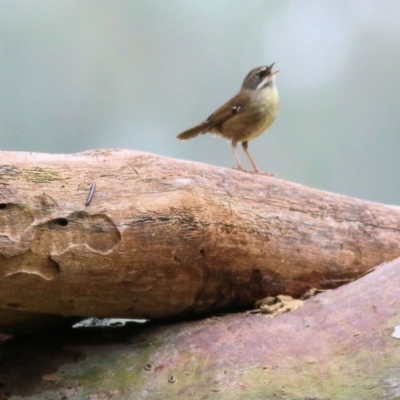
(0, 258, 399, 398)
(0, 149, 400, 332)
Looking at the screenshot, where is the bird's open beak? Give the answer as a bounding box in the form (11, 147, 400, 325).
(268, 63, 279, 77)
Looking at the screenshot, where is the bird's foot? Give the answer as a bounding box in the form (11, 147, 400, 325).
(231, 166, 252, 173)
(252, 170, 275, 176)
(230, 167, 274, 176)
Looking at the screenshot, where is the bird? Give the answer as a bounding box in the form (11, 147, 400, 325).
(177, 63, 279, 173)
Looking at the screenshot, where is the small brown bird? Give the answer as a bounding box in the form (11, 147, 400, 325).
(177, 63, 279, 173)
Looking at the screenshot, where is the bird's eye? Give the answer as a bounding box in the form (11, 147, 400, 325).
(254, 72, 260, 79)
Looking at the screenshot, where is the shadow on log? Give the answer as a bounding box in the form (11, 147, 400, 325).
(0, 149, 400, 332)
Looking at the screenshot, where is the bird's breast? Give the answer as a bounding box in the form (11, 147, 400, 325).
(227, 87, 279, 142)
(252, 86, 279, 130)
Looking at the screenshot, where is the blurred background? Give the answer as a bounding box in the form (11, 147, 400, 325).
(0, 0, 399, 204)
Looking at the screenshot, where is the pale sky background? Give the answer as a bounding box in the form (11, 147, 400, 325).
(0, 0, 399, 204)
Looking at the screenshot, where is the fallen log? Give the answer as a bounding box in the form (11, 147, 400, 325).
(1, 257, 399, 398)
(0, 149, 399, 332)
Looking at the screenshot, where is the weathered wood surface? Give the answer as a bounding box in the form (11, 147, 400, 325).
(0, 149, 400, 331)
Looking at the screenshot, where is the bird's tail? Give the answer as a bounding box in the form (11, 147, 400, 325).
(177, 123, 207, 140)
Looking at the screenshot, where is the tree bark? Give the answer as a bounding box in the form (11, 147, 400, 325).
(0, 149, 400, 332)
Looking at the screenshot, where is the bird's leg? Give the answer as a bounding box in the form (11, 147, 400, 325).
(242, 142, 274, 175)
(242, 141, 261, 173)
(231, 142, 245, 171)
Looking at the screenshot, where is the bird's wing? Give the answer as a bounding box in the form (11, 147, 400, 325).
(204, 95, 245, 131)
(177, 94, 245, 140)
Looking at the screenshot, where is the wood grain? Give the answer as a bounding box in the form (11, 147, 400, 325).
(0, 149, 399, 331)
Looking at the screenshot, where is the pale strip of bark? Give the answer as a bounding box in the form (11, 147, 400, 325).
(0, 149, 399, 331)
